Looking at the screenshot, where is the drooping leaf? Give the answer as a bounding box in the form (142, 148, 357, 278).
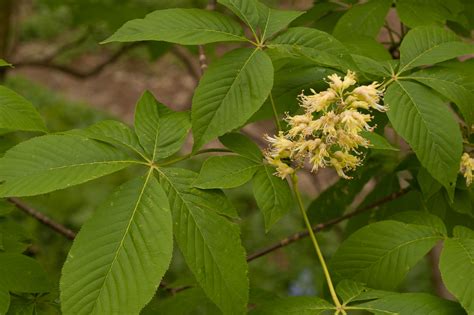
(333, 0, 392, 39)
(331, 220, 442, 290)
(250, 296, 334, 314)
(269, 27, 354, 71)
(407, 67, 474, 127)
(0, 253, 50, 293)
(157, 168, 248, 314)
(191, 48, 273, 151)
(219, 133, 263, 162)
(0, 135, 136, 197)
(398, 25, 474, 74)
(253, 165, 293, 231)
(351, 55, 393, 77)
(195, 155, 260, 189)
(439, 226, 474, 314)
(340, 36, 392, 61)
(356, 292, 466, 314)
(385, 81, 462, 196)
(417, 167, 442, 200)
(0, 86, 46, 133)
(389, 211, 447, 235)
(103, 8, 247, 45)
(134, 91, 190, 161)
(335, 280, 393, 305)
(69, 120, 147, 159)
(60, 174, 173, 315)
(256, 3, 304, 41)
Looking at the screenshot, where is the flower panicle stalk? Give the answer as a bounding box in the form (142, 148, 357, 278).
(264, 70, 388, 180)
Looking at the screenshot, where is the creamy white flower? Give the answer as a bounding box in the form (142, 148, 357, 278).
(460, 153, 474, 186)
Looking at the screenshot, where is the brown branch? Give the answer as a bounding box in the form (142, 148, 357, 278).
(171, 46, 200, 81)
(246, 188, 410, 262)
(196, 0, 217, 76)
(7, 197, 76, 240)
(13, 42, 141, 79)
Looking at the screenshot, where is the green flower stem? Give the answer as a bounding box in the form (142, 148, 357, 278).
(269, 92, 282, 131)
(290, 173, 344, 313)
(159, 148, 232, 166)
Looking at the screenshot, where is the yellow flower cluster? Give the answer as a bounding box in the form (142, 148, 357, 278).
(460, 152, 474, 186)
(265, 71, 387, 179)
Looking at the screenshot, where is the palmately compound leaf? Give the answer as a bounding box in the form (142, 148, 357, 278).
(385, 80, 462, 197)
(0, 135, 137, 197)
(60, 174, 173, 315)
(191, 48, 273, 151)
(0, 86, 46, 133)
(219, 132, 263, 163)
(69, 120, 147, 160)
(134, 91, 190, 161)
(396, 0, 458, 28)
(250, 296, 334, 314)
(157, 168, 248, 315)
(335, 280, 393, 305)
(333, 0, 392, 39)
(330, 220, 442, 290)
(103, 8, 247, 45)
(0, 253, 50, 293)
(218, 0, 260, 36)
(268, 27, 354, 71)
(439, 226, 474, 314)
(408, 67, 474, 127)
(194, 155, 260, 189)
(355, 292, 465, 315)
(256, 2, 303, 42)
(253, 165, 293, 232)
(398, 25, 474, 74)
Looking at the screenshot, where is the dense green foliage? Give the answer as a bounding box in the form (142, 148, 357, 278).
(0, 0, 473, 314)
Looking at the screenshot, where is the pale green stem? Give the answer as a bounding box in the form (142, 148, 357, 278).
(269, 93, 282, 131)
(291, 173, 344, 313)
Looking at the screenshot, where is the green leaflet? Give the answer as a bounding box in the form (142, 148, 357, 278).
(253, 165, 293, 231)
(335, 280, 393, 305)
(60, 174, 173, 315)
(417, 167, 442, 200)
(69, 120, 147, 159)
(157, 168, 248, 315)
(256, 2, 303, 42)
(333, 0, 392, 39)
(250, 296, 334, 314)
(0, 60, 11, 67)
(0, 217, 30, 253)
(385, 81, 462, 197)
(268, 27, 354, 71)
(439, 226, 474, 314)
(194, 155, 260, 189)
(406, 67, 474, 127)
(396, 0, 461, 28)
(219, 133, 263, 163)
(355, 292, 465, 314)
(0, 86, 46, 133)
(134, 91, 190, 161)
(330, 220, 442, 290)
(0, 135, 136, 197)
(361, 131, 398, 151)
(103, 8, 247, 45)
(191, 48, 273, 151)
(398, 25, 474, 74)
(0, 253, 50, 293)
(389, 211, 448, 236)
(218, 0, 260, 36)
(0, 283, 9, 315)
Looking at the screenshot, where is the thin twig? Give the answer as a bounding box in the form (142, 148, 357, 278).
(170, 45, 200, 81)
(7, 197, 76, 240)
(197, 0, 217, 75)
(246, 188, 410, 261)
(14, 42, 141, 79)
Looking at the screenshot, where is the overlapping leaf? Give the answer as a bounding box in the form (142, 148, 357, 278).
(439, 226, 474, 314)
(103, 8, 247, 44)
(256, 2, 303, 41)
(219, 133, 263, 162)
(0, 135, 136, 197)
(398, 26, 474, 73)
(191, 48, 273, 151)
(157, 168, 248, 314)
(331, 220, 441, 290)
(0, 86, 46, 133)
(253, 165, 293, 231)
(0, 253, 50, 293)
(250, 296, 334, 314)
(385, 81, 462, 195)
(60, 174, 173, 315)
(134, 91, 190, 161)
